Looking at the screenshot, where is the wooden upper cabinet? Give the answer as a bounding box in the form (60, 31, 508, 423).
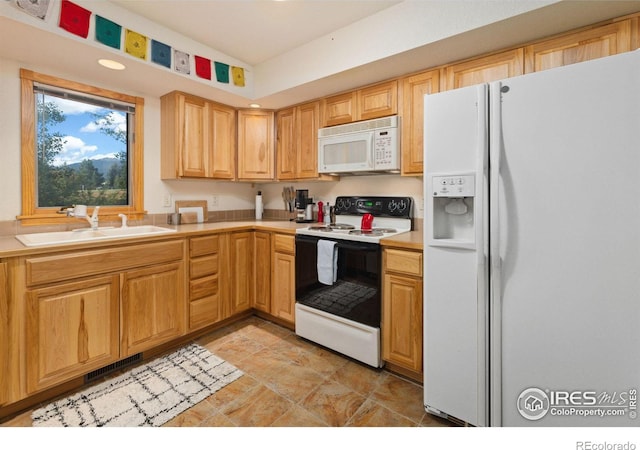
(443, 48, 525, 90)
(297, 101, 321, 178)
(237, 109, 275, 180)
(161, 91, 235, 180)
(321, 80, 398, 127)
(401, 69, 440, 175)
(276, 101, 320, 180)
(208, 102, 236, 179)
(322, 91, 357, 127)
(524, 20, 633, 73)
(276, 108, 296, 180)
(358, 80, 398, 121)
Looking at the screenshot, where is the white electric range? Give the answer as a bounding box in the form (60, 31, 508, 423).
(294, 196, 413, 367)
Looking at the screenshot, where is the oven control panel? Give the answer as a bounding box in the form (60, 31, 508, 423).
(334, 196, 412, 218)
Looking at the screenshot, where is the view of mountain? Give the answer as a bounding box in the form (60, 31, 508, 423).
(67, 158, 122, 175)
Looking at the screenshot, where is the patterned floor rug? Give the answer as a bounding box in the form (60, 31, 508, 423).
(31, 343, 243, 427)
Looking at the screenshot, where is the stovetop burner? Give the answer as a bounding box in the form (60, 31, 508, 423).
(330, 223, 355, 230)
(349, 229, 384, 237)
(295, 196, 413, 243)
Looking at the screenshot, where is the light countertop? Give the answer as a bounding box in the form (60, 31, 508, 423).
(0, 219, 423, 257)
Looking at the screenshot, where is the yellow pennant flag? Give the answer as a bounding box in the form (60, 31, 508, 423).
(231, 66, 245, 87)
(125, 29, 147, 60)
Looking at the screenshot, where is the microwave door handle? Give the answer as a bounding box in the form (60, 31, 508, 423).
(369, 133, 376, 168)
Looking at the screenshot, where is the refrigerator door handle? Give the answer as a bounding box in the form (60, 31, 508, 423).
(475, 84, 489, 426)
(489, 81, 504, 427)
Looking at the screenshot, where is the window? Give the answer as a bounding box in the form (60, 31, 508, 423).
(20, 69, 145, 225)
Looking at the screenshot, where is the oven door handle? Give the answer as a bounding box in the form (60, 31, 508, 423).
(295, 235, 379, 252)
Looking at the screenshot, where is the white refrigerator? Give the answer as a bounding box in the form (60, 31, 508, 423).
(423, 50, 640, 427)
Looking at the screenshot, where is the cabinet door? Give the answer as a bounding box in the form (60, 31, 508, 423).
(0, 262, 8, 404)
(524, 20, 632, 73)
(237, 110, 275, 180)
(121, 262, 185, 356)
(358, 80, 398, 121)
(276, 108, 297, 180)
(229, 232, 254, 315)
(322, 91, 357, 127)
(209, 102, 236, 179)
(444, 48, 524, 90)
(26, 275, 120, 393)
(179, 94, 209, 178)
(271, 251, 295, 323)
(253, 231, 271, 312)
(401, 70, 440, 175)
(296, 101, 320, 179)
(382, 273, 423, 372)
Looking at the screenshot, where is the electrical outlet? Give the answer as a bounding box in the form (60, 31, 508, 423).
(209, 194, 219, 208)
(162, 193, 172, 208)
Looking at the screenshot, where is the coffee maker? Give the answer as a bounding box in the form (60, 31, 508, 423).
(295, 189, 314, 222)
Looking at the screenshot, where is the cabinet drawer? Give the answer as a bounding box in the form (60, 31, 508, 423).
(26, 240, 184, 286)
(273, 234, 295, 254)
(384, 249, 423, 277)
(189, 294, 220, 330)
(190, 235, 219, 257)
(190, 275, 218, 300)
(190, 254, 218, 279)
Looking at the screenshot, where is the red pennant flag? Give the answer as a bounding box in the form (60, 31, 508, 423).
(194, 56, 212, 80)
(59, 0, 91, 39)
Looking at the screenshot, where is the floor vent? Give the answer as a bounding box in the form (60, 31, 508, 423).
(84, 353, 142, 383)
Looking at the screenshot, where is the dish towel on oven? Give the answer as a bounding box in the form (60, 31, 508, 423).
(317, 239, 338, 285)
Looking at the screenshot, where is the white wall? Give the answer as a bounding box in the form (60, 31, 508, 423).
(0, 56, 424, 223)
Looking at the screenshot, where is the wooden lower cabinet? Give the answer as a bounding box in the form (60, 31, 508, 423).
(226, 232, 254, 317)
(120, 262, 185, 356)
(382, 248, 423, 379)
(271, 234, 295, 324)
(253, 231, 271, 313)
(188, 235, 221, 331)
(26, 275, 120, 393)
(0, 262, 6, 405)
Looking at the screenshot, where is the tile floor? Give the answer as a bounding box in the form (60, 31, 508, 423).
(1, 316, 454, 427)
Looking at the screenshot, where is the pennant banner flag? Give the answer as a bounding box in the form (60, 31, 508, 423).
(13, 0, 52, 20)
(214, 62, 229, 84)
(151, 40, 171, 69)
(194, 56, 212, 80)
(14, 0, 246, 89)
(174, 49, 190, 75)
(95, 15, 121, 50)
(59, 0, 91, 38)
(124, 29, 147, 60)
(231, 66, 245, 87)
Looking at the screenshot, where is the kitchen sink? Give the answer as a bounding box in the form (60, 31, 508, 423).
(15, 225, 177, 247)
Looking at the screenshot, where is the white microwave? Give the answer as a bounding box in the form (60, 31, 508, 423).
(318, 115, 400, 175)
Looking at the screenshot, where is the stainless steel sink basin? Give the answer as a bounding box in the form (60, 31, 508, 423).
(15, 226, 177, 247)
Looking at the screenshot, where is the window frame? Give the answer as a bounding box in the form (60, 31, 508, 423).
(19, 69, 145, 225)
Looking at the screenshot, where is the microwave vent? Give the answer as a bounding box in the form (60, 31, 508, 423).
(319, 115, 398, 138)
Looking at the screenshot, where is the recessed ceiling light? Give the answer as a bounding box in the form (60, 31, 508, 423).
(98, 59, 126, 70)
(249, 103, 261, 108)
